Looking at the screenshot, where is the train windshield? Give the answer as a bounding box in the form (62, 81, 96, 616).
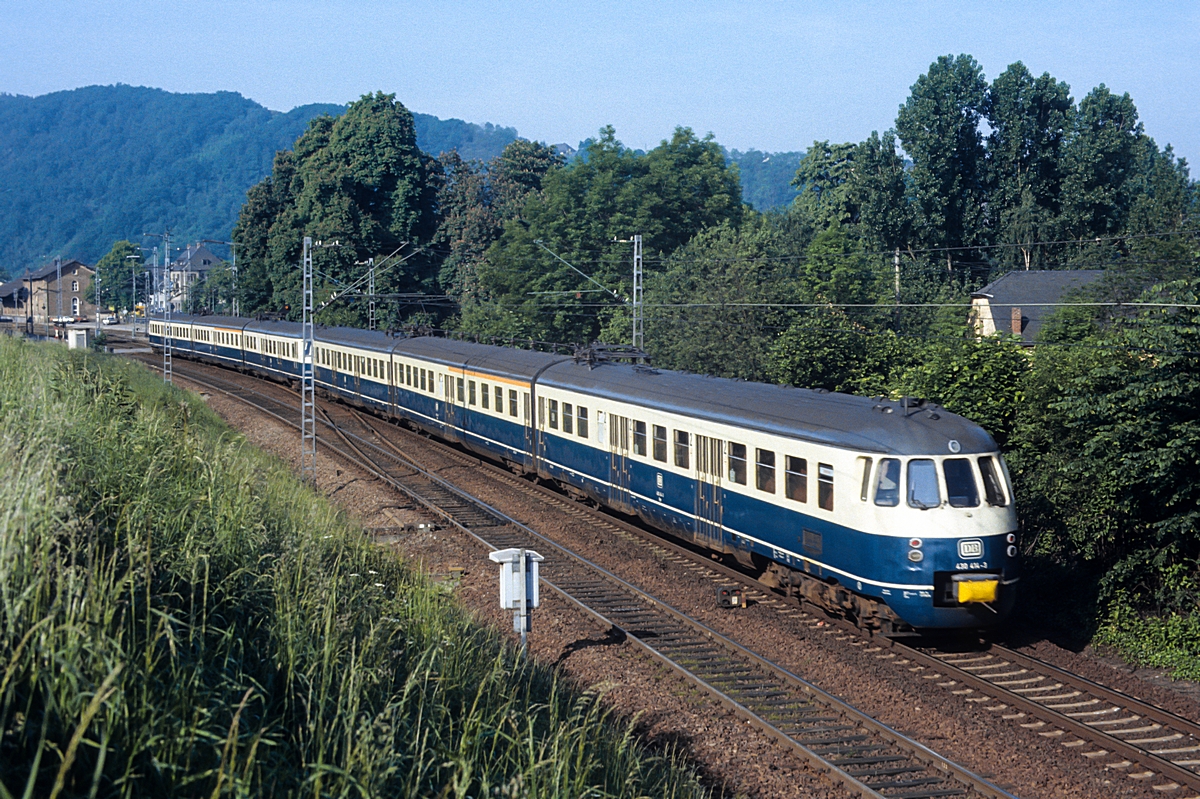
(906, 459, 940, 509)
(874, 458, 900, 506)
(978, 456, 1008, 506)
(942, 458, 980, 507)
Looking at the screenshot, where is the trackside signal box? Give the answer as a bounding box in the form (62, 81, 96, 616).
(488, 548, 544, 645)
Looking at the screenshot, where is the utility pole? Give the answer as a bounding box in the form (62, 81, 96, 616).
(301, 237, 316, 485)
(631, 234, 643, 352)
(894, 247, 901, 304)
(157, 234, 172, 384)
(55, 256, 62, 335)
(367, 257, 376, 331)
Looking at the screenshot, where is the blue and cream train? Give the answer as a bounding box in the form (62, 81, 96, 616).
(149, 315, 1019, 631)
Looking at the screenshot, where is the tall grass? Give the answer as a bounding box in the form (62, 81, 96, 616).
(0, 339, 712, 798)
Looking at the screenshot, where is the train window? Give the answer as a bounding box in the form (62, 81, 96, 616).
(562, 403, 573, 434)
(907, 459, 940, 509)
(943, 459, 980, 507)
(674, 430, 690, 469)
(576, 406, 588, 438)
(481, 383, 489, 409)
(633, 421, 647, 456)
(456, 377, 464, 403)
(874, 458, 900, 506)
(818, 463, 834, 511)
(508, 389, 518, 417)
(756, 449, 776, 493)
(786, 457, 807, 502)
(978, 457, 1007, 506)
(495, 386, 503, 412)
(523, 393, 530, 423)
(469, 381, 476, 405)
(549, 399, 558, 429)
(859, 457, 873, 502)
(728, 443, 747, 485)
(420, 369, 427, 391)
(652, 425, 667, 462)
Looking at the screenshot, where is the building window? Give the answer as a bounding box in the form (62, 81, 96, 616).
(71, 297, 79, 315)
(71, 280, 79, 292)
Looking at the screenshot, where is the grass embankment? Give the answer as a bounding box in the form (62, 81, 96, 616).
(0, 339, 711, 798)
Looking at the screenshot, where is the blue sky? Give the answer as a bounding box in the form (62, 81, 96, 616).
(2, 1, 1197, 165)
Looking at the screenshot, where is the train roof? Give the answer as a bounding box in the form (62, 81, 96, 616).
(539, 359, 997, 457)
(181, 318, 997, 455)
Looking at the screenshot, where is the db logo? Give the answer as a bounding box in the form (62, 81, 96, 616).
(958, 539, 983, 559)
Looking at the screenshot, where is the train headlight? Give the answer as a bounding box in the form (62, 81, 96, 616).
(907, 549, 924, 563)
(1007, 545, 1017, 557)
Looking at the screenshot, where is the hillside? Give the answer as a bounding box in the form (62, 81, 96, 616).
(0, 86, 519, 276)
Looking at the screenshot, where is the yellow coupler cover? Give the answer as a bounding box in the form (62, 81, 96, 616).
(955, 579, 998, 603)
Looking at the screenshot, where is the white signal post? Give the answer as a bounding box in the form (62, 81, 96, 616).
(632, 234, 643, 352)
(488, 548, 544, 651)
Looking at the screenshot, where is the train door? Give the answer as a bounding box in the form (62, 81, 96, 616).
(444, 372, 460, 439)
(695, 435, 724, 549)
(522, 390, 535, 471)
(609, 415, 632, 513)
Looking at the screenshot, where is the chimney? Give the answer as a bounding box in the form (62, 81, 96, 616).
(1010, 307, 1022, 335)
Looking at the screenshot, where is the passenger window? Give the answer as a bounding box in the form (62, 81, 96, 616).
(859, 457, 873, 501)
(943, 458, 980, 507)
(469, 381, 476, 405)
(633, 421, 647, 456)
(907, 459, 940, 509)
(495, 386, 503, 412)
(874, 458, 900, 506)
(562, 403, 573, 434)
(978, 457, 1008, 506)
(674, 430, 690, 469)
(785, 457, 807, 502)
(652, 425, 667, 462)
(728, 443, 747, 485)
(456, 377, 464, 402)
(818, 463, 834, 511)
(549, 399, 559, 429)
(756, 449, 776, 493)
(508, 389, 518, 417)
(481, 382, 489, 409)
(576, 406, 588, 438)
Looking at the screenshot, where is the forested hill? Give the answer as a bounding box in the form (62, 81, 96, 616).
(0, 85, 520, 275)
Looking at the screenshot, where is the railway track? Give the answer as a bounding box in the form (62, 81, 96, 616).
(126, 353, 1017, 798)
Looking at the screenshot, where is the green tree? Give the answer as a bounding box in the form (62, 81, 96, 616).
(466, 126, 743, 344)
(985, 62, 1073, 270)
(233, 92, 442, 326)
(890, 335, 1030, 445)
(1059, 85, 1143, 241)
(791, 141, 859, 231)
(1008, 280, 1200, 609)
(895, 54, 989, 269)
(88, 240, 140, 312)
(845, 131, 913, 253)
